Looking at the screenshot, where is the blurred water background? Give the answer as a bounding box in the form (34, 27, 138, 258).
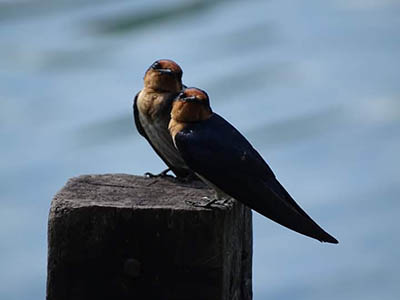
(1, 0, 400, 299)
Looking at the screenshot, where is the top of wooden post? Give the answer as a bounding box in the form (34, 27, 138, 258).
(53, 173, 217, 210)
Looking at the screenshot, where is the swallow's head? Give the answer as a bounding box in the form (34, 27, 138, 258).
(171, 87, 212, 122)
(144, 59, 183, 92)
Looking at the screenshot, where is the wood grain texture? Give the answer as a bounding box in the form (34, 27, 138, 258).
(47, 174, 252, 300)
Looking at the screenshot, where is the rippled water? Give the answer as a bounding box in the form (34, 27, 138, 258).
(1, 0, 400, 299)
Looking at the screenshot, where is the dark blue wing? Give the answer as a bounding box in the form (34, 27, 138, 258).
(175, 114, 338, 243)
(133, 92, 146, 137)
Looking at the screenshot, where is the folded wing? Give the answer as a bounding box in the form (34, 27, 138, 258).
(175, 114, 338, 243)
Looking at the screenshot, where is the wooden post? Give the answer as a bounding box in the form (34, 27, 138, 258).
(47, 174, 252, 300)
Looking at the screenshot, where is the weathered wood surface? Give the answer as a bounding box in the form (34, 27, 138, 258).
(47, 174, 252, 300)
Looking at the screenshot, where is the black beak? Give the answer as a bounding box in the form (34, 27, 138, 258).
(177, 93, 199, 103)
(181, 96, 197, 103)
(151, 63, 173, 75)
(158, 69, 174, 75)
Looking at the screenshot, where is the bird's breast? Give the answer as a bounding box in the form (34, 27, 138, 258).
(138, 100, 188, 170)
(137, 90, 171, 122)
(168, 119, 186, 147)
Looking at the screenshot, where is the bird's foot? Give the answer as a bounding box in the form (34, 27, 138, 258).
(185, 199, 215, 208)
(220, 198, 233, 205)
(185, 196, 230, 208)
(144, 168, 174, 178)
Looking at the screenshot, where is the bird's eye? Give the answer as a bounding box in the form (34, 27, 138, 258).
(152, 62, 161, 69)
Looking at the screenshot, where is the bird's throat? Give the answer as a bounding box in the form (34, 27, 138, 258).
(168, 119, 186, 143)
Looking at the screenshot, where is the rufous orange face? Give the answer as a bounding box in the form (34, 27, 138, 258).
(143, 59, 183, 92)
(171, 88, 212, 122)
(152, 59, 183, 75)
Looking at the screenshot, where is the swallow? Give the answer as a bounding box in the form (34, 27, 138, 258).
(133, 59, 194, 179)
(168, 87, 338, 243)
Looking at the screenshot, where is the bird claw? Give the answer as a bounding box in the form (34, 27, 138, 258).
(185, 196, 230, 208)
(203, 196, 232, 206)
(185, 200, 211, 208)
(185, 200, 216, 209)
(200, 196, 217, 207)
(144, 168, 174, 178)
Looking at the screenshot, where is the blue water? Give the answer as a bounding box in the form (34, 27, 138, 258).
(1, 0, 400, 299)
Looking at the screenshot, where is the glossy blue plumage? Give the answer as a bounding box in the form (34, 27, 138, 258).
(175, 113, 338, 243)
